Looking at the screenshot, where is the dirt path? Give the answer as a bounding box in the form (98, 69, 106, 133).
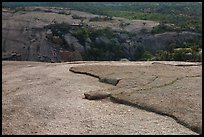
(2, 61, 198, 135)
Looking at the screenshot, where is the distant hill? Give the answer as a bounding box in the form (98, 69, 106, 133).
(2, 2, 52, 7)
(2, 2, 202, 33)
(2, 6, 202, 62)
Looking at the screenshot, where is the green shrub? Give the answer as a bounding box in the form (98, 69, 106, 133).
(72, 15, 86, 20)
(14, 7, 26, 12)
(134, 44, 145, 61)
(141, 51, 154, 61)
(155, 50, 172, 61)
(151, 23, 175, 34)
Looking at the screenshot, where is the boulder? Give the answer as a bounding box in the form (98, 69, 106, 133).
(84, 90, 111, 100)
(99, 77, 121, 86)
(185, 52, 194, 60)
(120, 58, 130, 62)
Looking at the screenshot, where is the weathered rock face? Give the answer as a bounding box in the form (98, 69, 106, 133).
(121, 43, 136, 60)
(2, 7, 84, 62)
(59, 50, 82, 62)
(64, 33, 85, 53)
(2, 61, 200, 135)
(95, 36, 111, 46)
(2, 10, 90, 61)
(64, 33, 79, 45)
(2, 7, 202, 62)
(69, 61, 202, 134)
(141, 31, 201, 53)
(2, 21, 60, 62)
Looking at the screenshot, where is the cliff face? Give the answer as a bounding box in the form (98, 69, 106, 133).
(2, 7, 202, 62)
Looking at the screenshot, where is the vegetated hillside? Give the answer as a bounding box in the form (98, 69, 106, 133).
(2, 3, 202, 62)
(3, 2, 202, 33)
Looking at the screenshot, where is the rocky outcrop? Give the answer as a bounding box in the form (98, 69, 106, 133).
(69, 61, 202, 134)
(94, 36, 111, 46)
(2, 7, 202, 62)
(142, 31, 201, 53)
(64, 33, 85, 53)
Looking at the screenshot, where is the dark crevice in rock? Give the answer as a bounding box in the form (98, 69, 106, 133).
(142, 75, 158, 86)
(69, 66, 201, 135)
(175, 64, 202, 66)
(152, 62, 202, 66)
(81, 88, 201, 134)
(109, 96, 201, 135)
(69, 67, 100, 79)
(69, 67, 120, 86)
